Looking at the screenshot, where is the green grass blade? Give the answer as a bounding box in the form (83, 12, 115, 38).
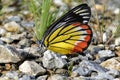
(38, 0, 52, 40)
(26, 0, 52, 40)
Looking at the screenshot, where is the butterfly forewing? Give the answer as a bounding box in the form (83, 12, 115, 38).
(41, 4, 92, 54)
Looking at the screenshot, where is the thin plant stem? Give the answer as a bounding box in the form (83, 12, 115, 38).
(91, 0, 103, 43)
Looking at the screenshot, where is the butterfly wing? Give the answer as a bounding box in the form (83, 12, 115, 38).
(41, 4, 92, 54)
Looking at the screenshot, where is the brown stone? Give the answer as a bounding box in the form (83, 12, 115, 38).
(100, 57, 120, 71)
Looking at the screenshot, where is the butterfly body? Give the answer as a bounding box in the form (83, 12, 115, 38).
(40, 4, 92, 55)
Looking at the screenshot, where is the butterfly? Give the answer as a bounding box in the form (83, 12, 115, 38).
(39, 4, 92, 55)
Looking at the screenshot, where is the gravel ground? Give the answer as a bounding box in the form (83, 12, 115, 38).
(0, 0, 120, 80)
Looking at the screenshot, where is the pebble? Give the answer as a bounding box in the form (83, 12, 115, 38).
(94, 4, 104, 13)
(98, 50, 115, 58)
(72, 60, 107, 76)
(9, 34, 22, 40)
(95, 57, 108, 64)
(0, 71, 19, 80)
(19, 75, 35, 80)
(4, 21, 20, 32)
(109, 44, 116, 50)
(115, 37, 120, 46)
(5, 16, 22, 23)
(0, 37, 13, 43)
(48, 74, 68, 80)
(53, 0, 65, 6)
(2, 7, 17, 13)
(100, 57, 120, 71)
(91, 46, 104, 55)
(21, 10, 31, 16)
(0, 39, 4, 45)
(94, 72, 114, 80)
(36, 75, 48, 80)
(5, 32, 12, 37)
(19, 60, 46, 76)
(5, 71, 19, 80)
(42, 50, 67, 69)
(55, 69, 68, 76)
(17, 48, 38, 60)
(23, 46, 40, 55)
(83, 50, 94, 60)
(9, 32, 27, 40)
(116, 48, 120, 57)
(106, 69, 120, 78)
(70, 76, 96, 80)
(21, 21, 34, 31)
(113, 8, 120, 15)
(18, 38, 31, 48)
(0, 27, 6, 36)
(0, 45, 21, 63)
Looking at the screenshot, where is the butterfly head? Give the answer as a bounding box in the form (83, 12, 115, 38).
(37, 40, 47, 53)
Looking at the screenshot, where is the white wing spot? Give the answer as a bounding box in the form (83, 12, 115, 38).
(74, 8, 81, 13)
(83, 20, 88, 23)
(79, 13, 89, 16)
(83, 16, 90, 19)
(75, 9, 88, 14)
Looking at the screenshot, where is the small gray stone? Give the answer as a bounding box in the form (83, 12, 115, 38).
(5, 16, 21, 23)
(0, 39, 4, 45)
(10, 32, 28, 40)
(17, 48, 38, 60)
(0, 37, 13, 43)
(98, 50, 115, 58)
(37, 75, 48, 80)
(19, 75, 35, 80)
(0, 27, 6, 36)
(0, 45, 21, 63)
(109, 44, 116, 50)
(21, 10, 31, 16)
(83, 50, 94, 60)
(70, 76, 96, 80)
(23, 46, 40, 55)
(95, 57, 108, 63)
(2, 7, 17, 13)
(115, 37, 120, 46)
(10, 34, 21, 40)
(55, 69, 68, 75)
(48, 74, 68, 80)
(94, 72, 114, 80)
(18, 38, 31, 47)
(107, 69, 120, 78)
(19, 60, 46, 76)
(72, 60, 107, 76)
(0, 71, 19, 80)
(5, 71, 19, 80)
(21, 21, 34, 31)
(91, 46, 104, 55)
(42, 50, 67, 69)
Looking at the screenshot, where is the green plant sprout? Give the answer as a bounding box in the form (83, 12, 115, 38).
(27, 0, 52, 40)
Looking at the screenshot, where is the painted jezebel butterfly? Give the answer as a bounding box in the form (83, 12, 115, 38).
(39, 4, 92, 55)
